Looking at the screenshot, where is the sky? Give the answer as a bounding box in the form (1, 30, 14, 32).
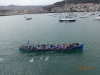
(0, 0, 63, 6)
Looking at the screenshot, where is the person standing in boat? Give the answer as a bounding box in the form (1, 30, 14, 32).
(26, 41, 29, 48)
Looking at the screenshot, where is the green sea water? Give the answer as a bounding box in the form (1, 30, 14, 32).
(0, 13, 100, 75)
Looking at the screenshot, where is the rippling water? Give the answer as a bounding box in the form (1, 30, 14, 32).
(0, 13, 100, 75)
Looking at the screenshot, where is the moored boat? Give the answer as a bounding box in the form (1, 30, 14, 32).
(68, 12, 77, 17)
(59, 18, 76, 22)
(26, 17, 32, 20)
(59, 0, 76, 22)
(19, 43, 84, 51)
(80, 12, 89, 18)
(94, 16, 100, 20)
(80, 15, 88, 18)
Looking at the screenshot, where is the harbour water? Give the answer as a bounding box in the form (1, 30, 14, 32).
(0, 13, 100, 75)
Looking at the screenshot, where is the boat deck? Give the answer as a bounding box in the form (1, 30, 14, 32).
(19, 43, 84, 51)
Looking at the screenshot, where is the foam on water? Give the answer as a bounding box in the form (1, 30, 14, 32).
(0, 58, 3, 62)
(38, 56, 43, 62)
(45, 56, 50, 61)
(30, 58, 34, 63)
(40, 56, 43, 60)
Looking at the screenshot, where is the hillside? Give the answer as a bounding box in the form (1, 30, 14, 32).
(43, 0, 100, 12)
(0, 5, 45, 10)
(54, 0, 100, 5)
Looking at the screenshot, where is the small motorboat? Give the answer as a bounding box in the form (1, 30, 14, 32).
(80, 15, 88, 18)
(94, 16, 100, 20)
(68, 12, 77, 17)
(19, 43, 84, 51)
(59, 18, 76, 22)
(26, 17, 32, 20)
(80, 13, 89, 18)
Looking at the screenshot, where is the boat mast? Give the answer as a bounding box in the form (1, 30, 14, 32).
(65, 0, 67, 18)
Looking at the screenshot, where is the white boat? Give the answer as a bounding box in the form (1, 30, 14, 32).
(59, 18, 76, 22)
(49, 13, 53, 16)
(59, 0, 76, 22)
(68, 12, 77, 17)
(80, 15, 88, 18)
(53, 13, 58, 17)
(94, 16, 100, 20)
(26, 14, 32, 20)
(80, 12, 89, 18)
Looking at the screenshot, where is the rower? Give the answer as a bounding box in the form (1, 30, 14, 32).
(60, 44, 64, 49)
(26, 41, 29, 48)
(54, 44, 57, 49)
(38, 45, 41, 50)
(31, 45, 34, 50)
(48, 44, 51, 49)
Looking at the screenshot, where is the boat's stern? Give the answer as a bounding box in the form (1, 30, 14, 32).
(78, 43, 84, 49)
(72, 43, 84, 50)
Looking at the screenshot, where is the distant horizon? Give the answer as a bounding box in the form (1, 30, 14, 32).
(0, 4, 49, 6)
(0, 0, 63, 6)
